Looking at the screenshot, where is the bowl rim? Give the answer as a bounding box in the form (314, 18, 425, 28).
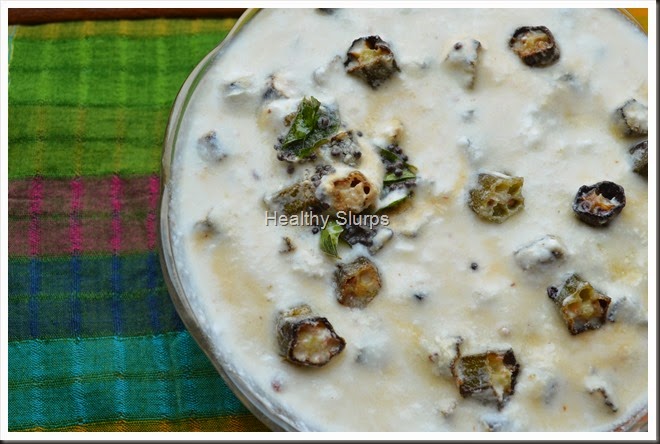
(158, 7, 298, 432)
(158, 7, 648, 433)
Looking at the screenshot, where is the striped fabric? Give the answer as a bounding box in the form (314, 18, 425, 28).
(7, 18, 269, 432)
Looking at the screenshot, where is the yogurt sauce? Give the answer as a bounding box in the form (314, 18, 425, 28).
(166, 8, 648, 431)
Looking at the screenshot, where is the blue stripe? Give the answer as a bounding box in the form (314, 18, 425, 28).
(111, 254, 123, 336)
(8, 254, 184, 341)
(71, 338, 86, 425)
(28, 340, 46, 427)
(70, 254, 82, 336)
(111, 249, 127, 418)
(28, 257, 40, 338)
(146, 251, 161, 332)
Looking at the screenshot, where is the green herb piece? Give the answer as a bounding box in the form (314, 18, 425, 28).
(378, 147, 418, 207)
(376, 188, 411, 212)
(383, 169, 417, 185)
(280, 96, 340, 159)
(379, 147, 400, 163)
(320, 220, 344, 258)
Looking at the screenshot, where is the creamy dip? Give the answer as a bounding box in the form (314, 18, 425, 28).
(165, 8, 648, 431)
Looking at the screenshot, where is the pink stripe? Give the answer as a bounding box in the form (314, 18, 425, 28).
(9, 175, 160, 256)
(70, 178, 83, 254)
(28, 177, 43, 257)
(146, 175, 160, 250)
(110, 175, 122, 253)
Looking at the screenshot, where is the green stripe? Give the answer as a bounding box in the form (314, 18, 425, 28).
(9, 105, 169, 179)
(8, 35, 229, 106)
(7, 331, 251, 430)
(8, 20, 233, 180)
(15, 18, 237, 40)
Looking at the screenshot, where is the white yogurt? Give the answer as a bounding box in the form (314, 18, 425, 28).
(166, 8, 648, 431)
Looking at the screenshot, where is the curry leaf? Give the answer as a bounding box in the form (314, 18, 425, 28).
(280, 96, 340, 159)
(320, 220, 344, 259)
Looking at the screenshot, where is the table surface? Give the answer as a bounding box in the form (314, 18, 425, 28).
(6, 7, 649, 434)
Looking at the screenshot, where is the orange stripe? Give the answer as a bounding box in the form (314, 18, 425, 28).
(625, 8, 648, 33)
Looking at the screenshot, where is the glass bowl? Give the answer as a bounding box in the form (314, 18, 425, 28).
(159, 7, 649, 432)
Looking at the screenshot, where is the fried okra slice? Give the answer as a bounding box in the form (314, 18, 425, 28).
(629, 140, 648, 176)
(468, 172, 524, 223)
(266, 179, 326, 215)
(276, 304, 346, 367)
(509, 26, 560, 67)
(335, 256, 382, 308)
(326, 170, 378, 213)
(514, 235, 567, 270)
(345, 35, 400, 89)
(451, 349, 520, 410)
(444, 38, 482, 89)
(613, 99, 648, 137)
(572, 181, 626, 227)
(547, 274, 611, 335)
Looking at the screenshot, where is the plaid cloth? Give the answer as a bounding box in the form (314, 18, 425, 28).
(7, 18, 269, 432)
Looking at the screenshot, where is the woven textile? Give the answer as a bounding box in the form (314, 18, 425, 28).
(7, 18, 269, 432)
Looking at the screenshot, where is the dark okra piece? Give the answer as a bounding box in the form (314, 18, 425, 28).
(572, 181, 625, 227)
(468, 172, 524, 223)
(547, 274, 611, 335)
(276, 304, 346, 367)
(345, 35, 400, 89)
(335, 256, 382, 308)
(267, 179, 326, 215)
(629, 140, 648, 176)
(451, 348, 520, 410)
(613, 99, 648, 137)
(509, 26, 560, 67)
